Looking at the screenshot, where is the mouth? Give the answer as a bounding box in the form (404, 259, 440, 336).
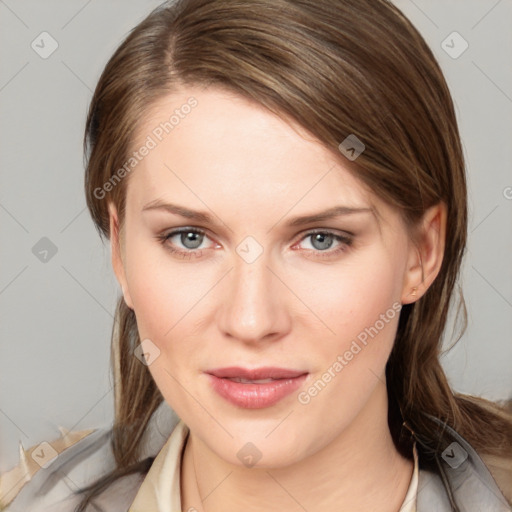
(205, 366, 308, 409)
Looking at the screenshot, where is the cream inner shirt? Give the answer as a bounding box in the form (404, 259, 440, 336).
(129, 420, 419, 512)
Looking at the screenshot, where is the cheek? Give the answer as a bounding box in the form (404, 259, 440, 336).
(293, 253, 403, 440)
(123, 234, 214, 379)
(294, 247, 405, 410)
(123, 239, 206, 409)
(298, 249, 403, 349)
(124, 234, 198, 335)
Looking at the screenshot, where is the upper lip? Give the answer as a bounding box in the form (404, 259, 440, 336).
(206, 366, 308, 380)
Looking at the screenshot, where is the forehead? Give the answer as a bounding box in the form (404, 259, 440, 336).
(125, 86, 391, 225)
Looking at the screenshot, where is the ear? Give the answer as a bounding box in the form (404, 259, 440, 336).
(108, 202, 134, 309)
(401, 202, 447, 304)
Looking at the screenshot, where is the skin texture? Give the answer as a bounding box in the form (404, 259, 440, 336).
(108, 86, 446, 511)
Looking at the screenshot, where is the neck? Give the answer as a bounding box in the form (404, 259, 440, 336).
(181, 382, 413, 512)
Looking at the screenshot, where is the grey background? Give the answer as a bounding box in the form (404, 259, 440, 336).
(1, 0, 511, 474)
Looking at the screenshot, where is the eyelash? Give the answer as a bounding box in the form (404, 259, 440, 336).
(155, 227, 353, 260)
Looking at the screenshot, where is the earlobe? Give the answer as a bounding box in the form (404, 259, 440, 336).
(401, 202, 447, 304)
(108, 202, 134, 310)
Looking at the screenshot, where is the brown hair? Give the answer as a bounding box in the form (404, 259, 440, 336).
(76, 0, 512, 509)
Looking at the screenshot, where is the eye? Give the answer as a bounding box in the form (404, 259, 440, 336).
(294, 230, 353, 258)
(156, 227, 353, 260)
(156, 227, 216, 258)
(171, 229, 205, 250)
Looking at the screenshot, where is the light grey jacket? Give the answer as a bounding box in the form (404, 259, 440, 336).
(3, 402, 511, 512)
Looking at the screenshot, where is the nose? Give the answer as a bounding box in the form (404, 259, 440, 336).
(217, 249, 291, 345)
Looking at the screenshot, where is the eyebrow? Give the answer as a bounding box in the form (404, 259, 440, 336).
(142, 199, 374, 228)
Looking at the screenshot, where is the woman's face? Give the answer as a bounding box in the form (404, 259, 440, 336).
(110, 85, 421, 468)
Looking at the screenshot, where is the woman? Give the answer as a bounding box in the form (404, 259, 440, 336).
(3, 0, 511, 510)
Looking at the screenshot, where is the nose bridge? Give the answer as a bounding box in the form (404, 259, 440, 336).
(218, 244, 287, 342)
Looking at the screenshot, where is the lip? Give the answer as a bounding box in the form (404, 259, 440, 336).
(207, 366, 307, 380)
(205, 366, 308, 409)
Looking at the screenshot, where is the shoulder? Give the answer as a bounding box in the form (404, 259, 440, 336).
(415, 416, 512, 511)
(1, 402, 181, 512)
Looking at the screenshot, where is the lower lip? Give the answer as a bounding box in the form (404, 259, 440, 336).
(207, 374, 308, 409)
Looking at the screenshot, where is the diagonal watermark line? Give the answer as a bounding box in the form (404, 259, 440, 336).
(472, 61, 512, 104)
(0, 407, 29, 438)
(0, 62, 29, 93)
(368, 367, 385, 385)
(266, 165, 335, 234)
(265, 410, 294, 438)
(471, 265, 512, 308)
(0, 202, 29, 233)
(163, 368, 234, 438)
(68, 386, 113, 433)
(61, 0, 93, 29)
(406, 0, 439, 29)
(0, 0, 29, 28)
(56, 468, 80, 493)
(471, 0, 502, 30)
(266, 471, 309, 511)
(61, 60, 93, 93)
(0, 265, 28, 296)
(60, 206, 87, 233)
(265, 266, 336, 335)
(164, 267, 233, 336)
(1, 473, 32, 508)
(164, 163, 234, 233)
(61, 265, 114, 318)
(470, 204, 499, 233)
(201, 470, 233, 502)
(90, 502, 106, 512)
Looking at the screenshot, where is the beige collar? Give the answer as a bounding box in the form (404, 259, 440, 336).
(129, 420, 189, 512)
(129, 419, 419, 511)
(400, 442, 419, 512)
